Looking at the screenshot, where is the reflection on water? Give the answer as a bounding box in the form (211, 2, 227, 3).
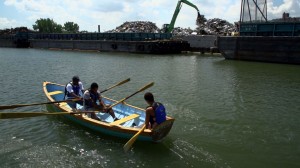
(0, 48, 300, 167)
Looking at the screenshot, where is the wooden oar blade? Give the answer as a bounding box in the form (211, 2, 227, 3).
(116, 78, 130, 86)
(101, 78, 131, 93)
(123, 125, 146, 152)
(138, 82, 154, 92)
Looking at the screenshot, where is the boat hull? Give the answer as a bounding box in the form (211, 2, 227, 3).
(43, 82, 174, 142)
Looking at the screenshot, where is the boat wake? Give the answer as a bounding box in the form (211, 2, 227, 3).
(169, 139, 230, 167)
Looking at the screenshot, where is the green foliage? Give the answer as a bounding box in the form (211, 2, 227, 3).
(32, 18, 63, 33)
(64, 22, 79, 33)
(33, 18, 80, 33)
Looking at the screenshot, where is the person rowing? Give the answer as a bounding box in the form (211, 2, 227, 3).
(144, 92, 166, 129)
(83, 82, 119, 121)
(64, 76, 84, 108)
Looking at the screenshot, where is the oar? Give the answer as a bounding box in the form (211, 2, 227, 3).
(0, 78, 130, 111)
(107, 82, 154, 109)
(123, 125, 146, 152)
(0, 99, 80, 110)
(0, 81, 154, 119)
(100, 78, 130, 93)
(0, 111, 98, 119)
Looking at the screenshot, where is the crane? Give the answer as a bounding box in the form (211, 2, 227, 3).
(163, 0, 205, 33)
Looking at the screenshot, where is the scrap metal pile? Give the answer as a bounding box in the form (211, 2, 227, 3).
(195, 18, 236, 35)
(0, 27, 31, 35)
(106, 21, 160, 33)
(172, 27, 197, 36)
(107, 18, 236, 35)
(170, 18, 236, 35)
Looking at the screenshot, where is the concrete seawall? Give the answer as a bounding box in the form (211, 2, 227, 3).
(0, 39, 16, 47)
(1, 35, 219, 54)
(29, 39, 189, 54)
(173, 35, 218, 53)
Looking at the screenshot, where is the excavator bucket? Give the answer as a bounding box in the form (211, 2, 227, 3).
(196, 12, 206, 26)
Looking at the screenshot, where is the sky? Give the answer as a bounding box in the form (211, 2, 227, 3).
(0, 0, 299, 32)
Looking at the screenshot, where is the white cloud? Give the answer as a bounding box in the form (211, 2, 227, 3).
(268, 0, 300, 19)
(2, 0, 300, 32)
(0, 17, 19, 29)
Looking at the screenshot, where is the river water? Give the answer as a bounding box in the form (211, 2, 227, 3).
(0, 48, 299, 168)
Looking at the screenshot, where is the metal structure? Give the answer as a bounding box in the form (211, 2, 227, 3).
(163, 0, 204, 33)
(238, 0, 300, 36)
(240, 0, 267, 22)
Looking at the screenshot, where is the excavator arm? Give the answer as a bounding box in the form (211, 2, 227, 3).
(181, 0, 199, 11)
(163, 0, 204, 33)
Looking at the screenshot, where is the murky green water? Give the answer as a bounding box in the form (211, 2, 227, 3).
(0, 48, 299, 168)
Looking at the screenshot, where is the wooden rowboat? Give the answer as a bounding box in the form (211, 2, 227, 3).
(43, 81, 175, 142)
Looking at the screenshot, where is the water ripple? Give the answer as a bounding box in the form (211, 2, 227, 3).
(0, 48, 300, 167)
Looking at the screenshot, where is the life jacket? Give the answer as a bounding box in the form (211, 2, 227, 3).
(85, 90, 99, 108)
(152, 102, 166, 124)
(64, 82, 80, 99)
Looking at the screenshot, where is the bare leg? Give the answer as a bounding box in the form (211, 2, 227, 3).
(91, 112, 100, 121)
(103, 105, 117, 120)
(108, 109, 116, 118)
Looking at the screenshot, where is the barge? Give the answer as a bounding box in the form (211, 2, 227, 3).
(218, 22, 300, 64)
(218, 0, 300, 64)
(0, 30, 190, 54)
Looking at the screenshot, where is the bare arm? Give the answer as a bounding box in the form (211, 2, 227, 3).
(70, 92, 81, 99)
(145, 107, 155, 129)
(99, 96, 107, 111)
(99, 97, 105, 106)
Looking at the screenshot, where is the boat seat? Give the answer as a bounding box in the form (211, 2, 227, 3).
(110, 114, 139, 126)
(48, 91, 63, 96)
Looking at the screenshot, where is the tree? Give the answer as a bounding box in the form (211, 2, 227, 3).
(32, 18, 62, 33)
(64, 22, 79, 33)
(55, 24, 63, 33)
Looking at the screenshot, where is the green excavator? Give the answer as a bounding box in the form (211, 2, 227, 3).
(163, 0, 205, 33)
